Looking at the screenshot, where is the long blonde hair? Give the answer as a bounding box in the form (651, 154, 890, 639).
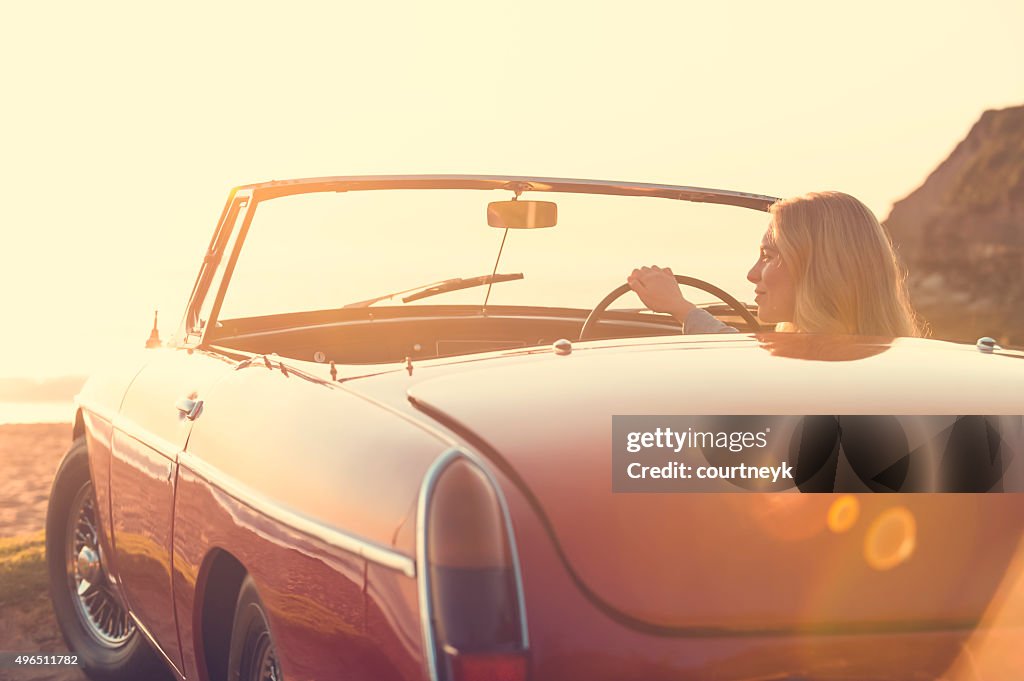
(769, 192, 922, 337)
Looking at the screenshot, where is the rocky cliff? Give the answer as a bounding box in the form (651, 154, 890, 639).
(885, 105, 1024, 347)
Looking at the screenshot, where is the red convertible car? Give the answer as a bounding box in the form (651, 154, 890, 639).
(47, 176, 1024, 681)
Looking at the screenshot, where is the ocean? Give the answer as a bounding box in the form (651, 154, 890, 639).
(0, 402, 75, 425)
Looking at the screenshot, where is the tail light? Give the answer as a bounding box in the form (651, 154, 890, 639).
(446, 649, 528, 681)
(419, 452, 529, 681)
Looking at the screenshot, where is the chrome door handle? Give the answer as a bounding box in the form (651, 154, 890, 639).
(175, 397, 203, 421)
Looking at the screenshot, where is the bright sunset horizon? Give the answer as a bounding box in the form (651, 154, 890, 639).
(2, 1, 1022, 381)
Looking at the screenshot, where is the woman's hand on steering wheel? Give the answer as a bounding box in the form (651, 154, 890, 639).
(579, 269, 761, 341)
(627, 266, 696, 322)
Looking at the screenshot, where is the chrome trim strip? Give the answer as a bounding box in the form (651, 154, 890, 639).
(416, 449, 460, 681)
(238, 174, 779, 211)
(75, 397, 118, 426)
(112, 415, 181, 461)
(416, 448, 530, 681)
(127, 612, 184, 679)
(473, 452, 530, 648)
(180, 452, 416, 578)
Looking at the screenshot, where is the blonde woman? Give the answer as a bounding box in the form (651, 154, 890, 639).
(628, 191, 922, 337)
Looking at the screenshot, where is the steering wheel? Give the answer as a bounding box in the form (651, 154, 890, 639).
(579, 274, 762, 340)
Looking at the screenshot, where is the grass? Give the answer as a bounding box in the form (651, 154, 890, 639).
(0, 531, 75, 664)
(0, 531, 49, 608)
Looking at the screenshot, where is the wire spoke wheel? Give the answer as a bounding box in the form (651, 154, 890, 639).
(48, 437, 172, 679)
(65, 482, 135, 647)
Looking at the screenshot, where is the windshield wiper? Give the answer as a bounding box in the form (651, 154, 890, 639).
(343, 272, 524, 308)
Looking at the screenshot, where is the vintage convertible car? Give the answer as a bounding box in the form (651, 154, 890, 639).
(46, 176, 1024, 681)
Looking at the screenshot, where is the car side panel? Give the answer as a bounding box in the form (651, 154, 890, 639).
(81, 408, 118, 579)
(173, 467, 388, 680)
(109, 349, 234, 675)
(500, 475, 1016, 680)
(365, 562, 428, 681)
(173, 364, 450, 681)
(181, 364, 445, 553)
(76, 353, 153, 593)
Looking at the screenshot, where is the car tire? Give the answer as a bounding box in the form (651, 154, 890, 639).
(45, 436, 172, 681)
(227, 574, 282, 681)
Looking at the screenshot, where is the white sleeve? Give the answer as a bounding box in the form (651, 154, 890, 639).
(683, 308, 740, 335)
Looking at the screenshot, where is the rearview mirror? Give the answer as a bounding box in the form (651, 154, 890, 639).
(487, 200, 557, 229)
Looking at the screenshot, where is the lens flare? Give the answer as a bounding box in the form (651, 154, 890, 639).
(827, 495, 859, 533)
(864, 507, 916, 571)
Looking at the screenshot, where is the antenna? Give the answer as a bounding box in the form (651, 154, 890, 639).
(145, 310, 162, 348)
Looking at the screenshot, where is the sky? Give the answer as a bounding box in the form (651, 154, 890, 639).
(1, 1, 1022, 379)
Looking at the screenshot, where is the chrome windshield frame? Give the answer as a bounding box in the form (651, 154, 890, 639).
(243, 174, 778, 211)
(189, 175, 779, 347)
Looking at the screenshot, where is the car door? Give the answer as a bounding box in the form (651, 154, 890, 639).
(109, 349, 234, 674)
(106, 191, 251, 673)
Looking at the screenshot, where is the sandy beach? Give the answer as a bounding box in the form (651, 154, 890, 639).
(0, 424, 86, 681)
(0, 425, 69, 538)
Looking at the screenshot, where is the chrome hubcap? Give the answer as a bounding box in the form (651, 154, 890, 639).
(76, 546, 101, 585)
(65, 483, 135, 647)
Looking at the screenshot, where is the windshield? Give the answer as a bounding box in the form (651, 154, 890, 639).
(215, 188, 771, 323)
